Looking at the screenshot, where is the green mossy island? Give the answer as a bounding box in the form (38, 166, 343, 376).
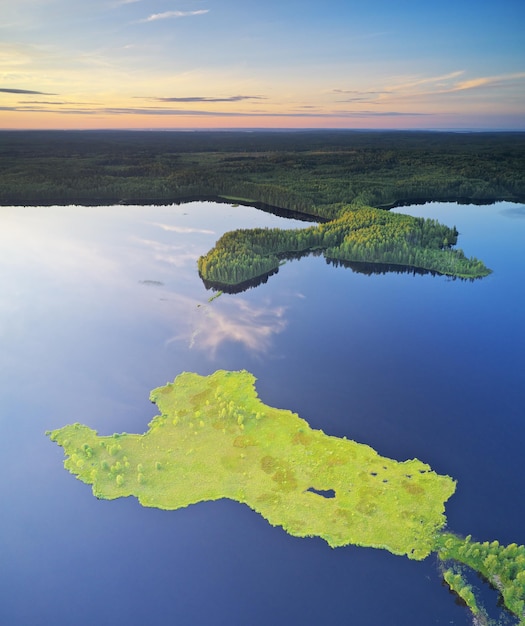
(48, 370, 525, 624)
(48, 370, 455, 558)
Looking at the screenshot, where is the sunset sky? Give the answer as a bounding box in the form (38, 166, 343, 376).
(1, 0, 524, 130)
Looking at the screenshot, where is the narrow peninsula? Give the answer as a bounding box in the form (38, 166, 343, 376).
(48, 370, 524, 624)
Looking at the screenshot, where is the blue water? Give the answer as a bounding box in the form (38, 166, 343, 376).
(0, 201, 523, 625)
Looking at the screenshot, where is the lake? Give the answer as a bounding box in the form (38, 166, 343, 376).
(0, 200, 523, 625)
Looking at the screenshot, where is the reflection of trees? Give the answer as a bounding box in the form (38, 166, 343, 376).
(201, 250, 322, 293)
(327, 258, 440, 277)
(172, 196, 321, 222)
(201, 256, 472, 295)
(198, 207, 489, 293)
(201, 267, 279, 294)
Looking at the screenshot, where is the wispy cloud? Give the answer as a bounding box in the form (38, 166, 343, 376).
(168, 297, 288, 356)
(100, 107, 429, 118)
(447, 72, 525, 93)
(110, 0, 142, 6)
(500, 206, 525, 220)
(0, 87, 56, 95)
(17, 100, 68, 104)
(389, 71, 525, 101)
(142, 95, 266, 103)
(152, 223, 215, 235)
(17, 99, 97, 105)
(332, 88, 391, 104)
(348, 111, 429, 117)
(140, 9, 209, 23)
(2, 103, 430, 118)
(332, 70, 525, 106)
(134, 238, 200, 267)
(333, 89, 388, 96)
(387, 71, 465, 92)
(332, 71, 467, 104)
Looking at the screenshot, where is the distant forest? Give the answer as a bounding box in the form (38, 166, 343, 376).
(1, 130, 525, 217)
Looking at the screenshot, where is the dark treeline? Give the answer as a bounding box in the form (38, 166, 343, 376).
(1, 130, 525, 218)
(2, 130, 512, 286)
(198, 206, 491, 288)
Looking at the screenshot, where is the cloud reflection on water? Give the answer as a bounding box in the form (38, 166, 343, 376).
(166, 296, 288, 356)
(135, 237, 200, 268)
(499, 205, 525, 219)
(152, 222, 216, 235)
(0, 204, 296, 366)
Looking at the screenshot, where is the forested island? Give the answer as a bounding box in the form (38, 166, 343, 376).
(48, 370, 525, 625)
(197, 205, 490, 289)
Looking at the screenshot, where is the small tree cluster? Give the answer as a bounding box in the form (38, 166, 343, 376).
(437, 533, 525, 622)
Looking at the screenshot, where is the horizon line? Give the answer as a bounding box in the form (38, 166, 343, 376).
(1, 127, 524, 133)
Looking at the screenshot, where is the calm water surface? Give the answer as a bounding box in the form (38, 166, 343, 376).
(0, 201, 523, 625)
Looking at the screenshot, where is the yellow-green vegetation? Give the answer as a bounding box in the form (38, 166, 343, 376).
(47, 370, 456, 559)
(442, 568, 480, 616)
(47, 370, 525, 623)
(207, 290, 223, 303)
(198, 206, 491, 289)
(437, 533, 525, 624)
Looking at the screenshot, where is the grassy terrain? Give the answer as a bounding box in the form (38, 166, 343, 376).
(48, 370, 456, 559)
(48, 370, 525, 623)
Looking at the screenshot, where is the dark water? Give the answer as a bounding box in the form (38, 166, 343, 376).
(0, 201, 523, 626)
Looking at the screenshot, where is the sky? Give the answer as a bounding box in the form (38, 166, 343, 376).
(1, 0, 524, 130)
